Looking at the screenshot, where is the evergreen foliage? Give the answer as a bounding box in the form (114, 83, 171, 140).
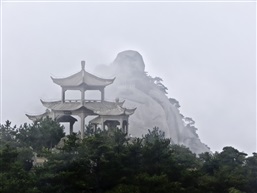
(0, 120, 256, 193)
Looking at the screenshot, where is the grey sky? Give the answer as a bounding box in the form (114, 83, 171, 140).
(1, 2, 256, 154)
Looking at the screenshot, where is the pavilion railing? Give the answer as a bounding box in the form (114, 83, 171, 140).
(64, 99, 102, 103)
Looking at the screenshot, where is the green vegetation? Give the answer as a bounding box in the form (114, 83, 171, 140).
(1, 120, 256, 193)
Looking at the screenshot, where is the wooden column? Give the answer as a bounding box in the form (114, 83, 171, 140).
(81, 88, 85, 104)
(101, 117, 105, 130)
(126, 118, 129, 135)
(62, 88, 66, 103)
(70, 122, 74, 135)
(126, 122, 128, 135)
(101, 89, 105, 101)
(80, 114, 85, 139)
(94, 124, 97, 133)
(119, 119, 123, 131)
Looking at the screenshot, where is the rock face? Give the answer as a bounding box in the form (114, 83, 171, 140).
(95, 50, 210, 154)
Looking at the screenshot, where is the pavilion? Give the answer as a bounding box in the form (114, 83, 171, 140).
(26, 61, 136, 138)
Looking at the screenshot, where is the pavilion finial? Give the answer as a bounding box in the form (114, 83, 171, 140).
(81, 61, 85, 70)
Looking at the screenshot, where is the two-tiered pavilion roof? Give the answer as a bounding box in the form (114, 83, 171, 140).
(51, 61, 114, 89)
(26, 61, 136, 138)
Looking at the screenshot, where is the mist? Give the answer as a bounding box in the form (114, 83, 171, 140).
(1, 2, 256, 154)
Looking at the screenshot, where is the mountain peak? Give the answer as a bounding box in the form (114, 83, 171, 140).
(112, 50, 145, 73)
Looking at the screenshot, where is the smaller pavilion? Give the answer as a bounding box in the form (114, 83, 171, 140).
(26, 61, 136, 138)
(26, 110, 77, 135)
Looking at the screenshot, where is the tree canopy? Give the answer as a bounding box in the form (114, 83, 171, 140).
(0, 120, 256, 193)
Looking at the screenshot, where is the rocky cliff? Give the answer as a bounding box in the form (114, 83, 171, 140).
(95, 50, 210, 154)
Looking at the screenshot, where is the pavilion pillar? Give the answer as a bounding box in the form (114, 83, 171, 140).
(62, 88, 66, 103)
(80, 114, 85, 139)
(70, 122, 74, 135)
(52, 111, 56, 119)
(100, 89, 105, 101)
(94, 124, 97, 133)
(81, 88, 85, 104)
(126, 118, 129, 135)
(124, 118, 129, 135)
(119, 119, 123, 131)
(101, 117, 105, 130)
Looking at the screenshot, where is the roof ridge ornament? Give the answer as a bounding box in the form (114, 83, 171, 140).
(81, 60, 85, 70)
